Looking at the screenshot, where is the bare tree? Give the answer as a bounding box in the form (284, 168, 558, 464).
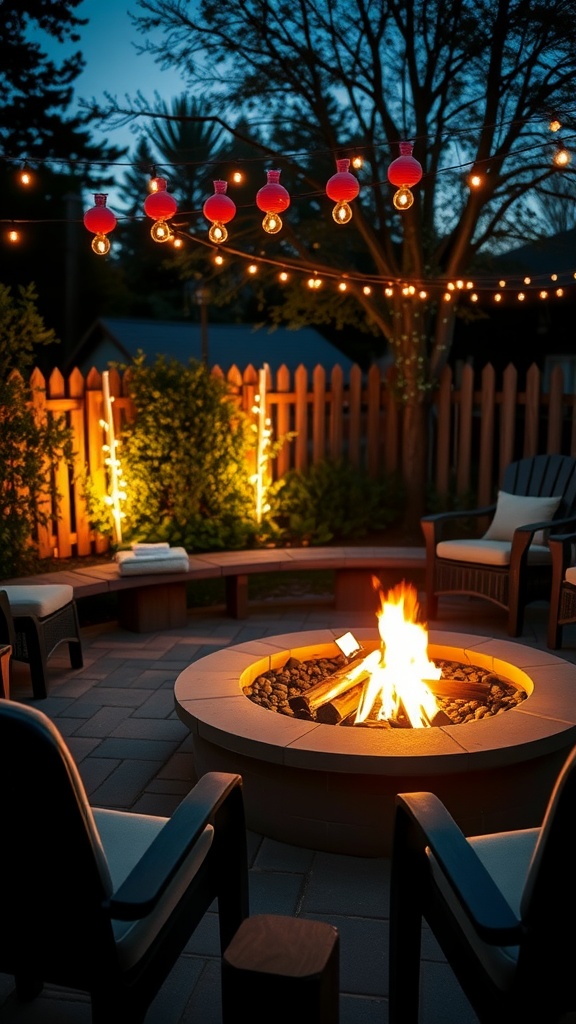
(101, 0, 576, 527)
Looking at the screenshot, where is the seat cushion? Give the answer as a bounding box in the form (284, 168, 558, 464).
(436, 539, 552, 566)
(93, 807, 214, 970)
(428, 827, 539, 989)
(483, 491, 562, 543)
(1, 584, 74, 618)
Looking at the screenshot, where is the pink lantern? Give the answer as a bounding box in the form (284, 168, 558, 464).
(387, 142, 423, 211)
(143, 177, 178, 242)
(326, 159, 360, 224)
(83, 194, 117, 255)
(203, 180, 236, 243)
(256, 169, 290, 234)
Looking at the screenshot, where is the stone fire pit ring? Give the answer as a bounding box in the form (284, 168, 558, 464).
(174, 629, 576, 856)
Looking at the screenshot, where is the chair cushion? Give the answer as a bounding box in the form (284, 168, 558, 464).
(483, 491, 562, 543)
(565, 567, 576, 586)
(428, 827, 539, 988)
(116, 547, 190, 575)
(93, 807, 214, 970)
(1, 584, 74, 618)
(436, 538, 552, 566)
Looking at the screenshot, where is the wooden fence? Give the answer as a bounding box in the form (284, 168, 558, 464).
(14, 360, 576, 560)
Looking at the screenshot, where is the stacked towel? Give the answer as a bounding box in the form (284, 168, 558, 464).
(116, 545, 190, 575)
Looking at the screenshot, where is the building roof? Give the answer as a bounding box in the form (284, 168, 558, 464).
(67, 317, 356, 375)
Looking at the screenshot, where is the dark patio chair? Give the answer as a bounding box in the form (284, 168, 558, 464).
(389, 744, 576, 1024)
(420, 453, 576, 636)
(0, 699, 249, 1024)
(0, 584, 83, 698)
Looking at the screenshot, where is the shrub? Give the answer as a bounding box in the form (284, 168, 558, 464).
(93, 354, 259, 551)
(262, 459, 405, 546)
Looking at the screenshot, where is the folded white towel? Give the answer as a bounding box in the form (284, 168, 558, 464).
(131, 542, 171, 553)
(116, 547, 189, 576)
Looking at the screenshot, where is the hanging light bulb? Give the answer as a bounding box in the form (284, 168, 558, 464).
(387, 141, 423, 211)
(83, 194, 117, 255)
(18, 164, 33, 187)
(553, 144, 571, 167)
(325, 158, 360, 224)
(143, 176, 178, 242)
(256, 169, 290, 234)
(203, 180, 236, 243)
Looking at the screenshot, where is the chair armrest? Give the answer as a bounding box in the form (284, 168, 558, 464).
(548, 532, 576, 577)
(394, 791, 522, 944)
(109, 771, 245, 918)
(511, 515, 576, 564)
(420, 505, 496, 549)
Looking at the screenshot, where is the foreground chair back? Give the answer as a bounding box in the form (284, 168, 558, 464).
(421, 453, 576, 636)
(389, 744, 576, 1023)
(0, 699, 249, 1023)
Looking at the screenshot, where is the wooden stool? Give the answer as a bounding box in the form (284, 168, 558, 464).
(222, 914, 339, 1023)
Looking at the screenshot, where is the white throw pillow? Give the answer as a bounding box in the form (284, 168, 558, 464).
(483, 491, 562, 543)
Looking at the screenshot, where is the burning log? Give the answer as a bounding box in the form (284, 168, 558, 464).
(424, 677, 491, 701)
(288, 650, 381, 718)
(316, 682, 366, 724)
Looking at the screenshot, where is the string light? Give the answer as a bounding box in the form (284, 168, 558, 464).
(387, 141, 423, 211)
(18, 165, 33, 187)
(553, 144, 571, 167)
(203, 179, 236, 243)
(467, 171, 483, 188)
(143, 176, 177, 242)
(83, 194, 117, 255)
(326, 158, 360, 224)
(256, 169, 290, 234)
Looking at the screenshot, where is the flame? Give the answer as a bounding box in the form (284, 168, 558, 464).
(354, 580, 441, 728)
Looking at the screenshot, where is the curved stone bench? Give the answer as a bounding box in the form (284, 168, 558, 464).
(1, 546, 425, 633)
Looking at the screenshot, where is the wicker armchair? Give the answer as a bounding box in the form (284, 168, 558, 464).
(421, 454, 576, 637)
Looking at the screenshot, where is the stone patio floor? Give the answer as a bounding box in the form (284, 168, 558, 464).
(2, 588, 576, 1024)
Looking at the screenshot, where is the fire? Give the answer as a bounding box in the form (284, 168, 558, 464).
(354, 579, 442, 728)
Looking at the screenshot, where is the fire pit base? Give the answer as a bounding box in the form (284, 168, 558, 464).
(174, 630, 576, 856)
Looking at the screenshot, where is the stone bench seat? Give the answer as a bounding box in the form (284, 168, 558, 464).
(1, 546, 425, 633)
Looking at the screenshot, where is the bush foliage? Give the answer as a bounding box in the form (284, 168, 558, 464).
(103, 354, 259, 551)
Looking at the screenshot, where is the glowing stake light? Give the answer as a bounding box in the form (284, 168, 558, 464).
(250, 364, 273, 524)
(100, 371, 126, 544)
(83, 193, 117, 255)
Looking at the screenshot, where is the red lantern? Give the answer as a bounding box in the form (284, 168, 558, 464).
(143, 177, 178, 242)
(256, 169, 290, 234)
(326, 158, 360, 224)
(83, 194, 117, 255)
(387, 142, 422, 210)
(203, 180, 236, 243)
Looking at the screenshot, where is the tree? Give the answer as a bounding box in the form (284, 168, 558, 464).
(0, 1, 128, 357)
(102, 0, 576, 528)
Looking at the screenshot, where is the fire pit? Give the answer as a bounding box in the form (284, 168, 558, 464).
(174, 625, 576, 855)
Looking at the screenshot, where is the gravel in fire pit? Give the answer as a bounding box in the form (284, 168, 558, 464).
(243, 654, 527, 726)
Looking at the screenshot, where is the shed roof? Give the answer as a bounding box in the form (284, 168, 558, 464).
(68, 317, 356, 375)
